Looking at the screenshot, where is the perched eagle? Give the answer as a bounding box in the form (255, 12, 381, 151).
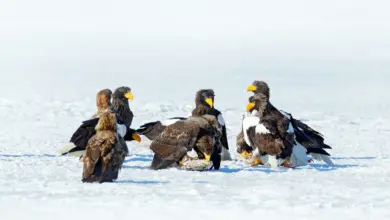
(244, 81, 333, 166)
(191, 89, 231, 161)
(58, 88, 140, 157)
(111, 86, 134, 127)
(149, 115, 223, 171)
(82, 112, 128, 183)
(242, 94, 296, 168)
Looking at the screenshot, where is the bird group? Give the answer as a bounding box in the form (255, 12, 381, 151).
(58, 81, 333, 183)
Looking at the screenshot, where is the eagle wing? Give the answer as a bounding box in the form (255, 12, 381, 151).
(67, 118, 99, 154)
(150, 119, 201, 170)
(82, 132, 118, 183)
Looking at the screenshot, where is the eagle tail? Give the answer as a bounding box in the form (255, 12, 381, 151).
(290, 116, 332, 150)
(310, 153, 334, 166)
(136, 121, 166, 141)
(57, 143, 76, 156)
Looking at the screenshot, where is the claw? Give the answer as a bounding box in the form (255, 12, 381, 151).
(250, 158, 263, 166)
(281, 160, 295, 169)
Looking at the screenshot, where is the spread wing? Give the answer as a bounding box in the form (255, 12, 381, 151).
(150, 119, 201, 170)
(67, 118, 99, 155)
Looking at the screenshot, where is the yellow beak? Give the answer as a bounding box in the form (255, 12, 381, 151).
(124, 92, 134, 101)
(246, 102, 256, 112)
(132, 133, 141, 142)
(205, 98, 213, 108)
(247, 85, 257, 92)
(204, 154, 211, 161)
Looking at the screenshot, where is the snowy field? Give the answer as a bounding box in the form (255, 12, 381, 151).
(1, 0, 390, 219)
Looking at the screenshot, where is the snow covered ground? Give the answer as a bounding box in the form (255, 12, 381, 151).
(1, 1, 390, 219)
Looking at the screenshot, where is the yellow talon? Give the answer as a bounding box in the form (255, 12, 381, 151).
(250, 158, 263, 166)
(282, 160, 295, 169)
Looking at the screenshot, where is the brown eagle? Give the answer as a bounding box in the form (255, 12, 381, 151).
(242, 94, 295, 167)
(149, 115, 222, 170)
(243, 81, 333, 166)
(82, 112, 129, 183)
(191, 89, 231, 160)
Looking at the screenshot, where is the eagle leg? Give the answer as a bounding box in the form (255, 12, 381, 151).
(250, 158, 263, 166)
(281, 160, 295, 169)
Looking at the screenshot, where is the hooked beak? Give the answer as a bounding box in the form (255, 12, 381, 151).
(246, 102, 255, 112)
(205, 98, 213, 108)
(247, 85, 257, 92)
(131, 133, 141, 142)
(124, 92, 134, 101)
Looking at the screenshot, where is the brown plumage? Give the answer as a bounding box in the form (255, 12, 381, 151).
(111, 86, 134, 127)
(246, 93, 294, 159)
(82, 112, 128, 183)
(91, 89, 112, 118)
(150, 115, 222, 170)
(247, 80, 332, 157)
(191, 89, 230, 160)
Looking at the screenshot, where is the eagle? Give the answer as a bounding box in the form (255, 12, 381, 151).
(82, 112, 128, 183)
(241, 94, 296, 168)
(149, 115, 223, 171)
(58, 88, 140, 157)
(111, 86, 134, 127)
(137, 89, 231, 160)
(243, 81, 333, 167)
(191, 89, 231, 160)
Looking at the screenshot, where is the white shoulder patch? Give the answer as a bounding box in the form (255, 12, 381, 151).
(242, 115, 260, 146)
(116, 123, 127, 138)
(255, 124, 270, 134)
(217, 114, 225, 126)
(161, 118, 182, 126)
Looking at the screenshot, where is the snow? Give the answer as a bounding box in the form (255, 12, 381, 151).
(1, 0, 390, 219)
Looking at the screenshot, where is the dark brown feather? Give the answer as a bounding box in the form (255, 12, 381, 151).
(150, 116, 221, 170)
(82, 113, 127, 183)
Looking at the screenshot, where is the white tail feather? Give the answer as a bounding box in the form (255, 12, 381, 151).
(66, 150, 86, 157)
(57, 143, 76, 156)
(290, 144, 309, 167)
(57, 143, 85, 157)
(311, 153, 334, 166)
